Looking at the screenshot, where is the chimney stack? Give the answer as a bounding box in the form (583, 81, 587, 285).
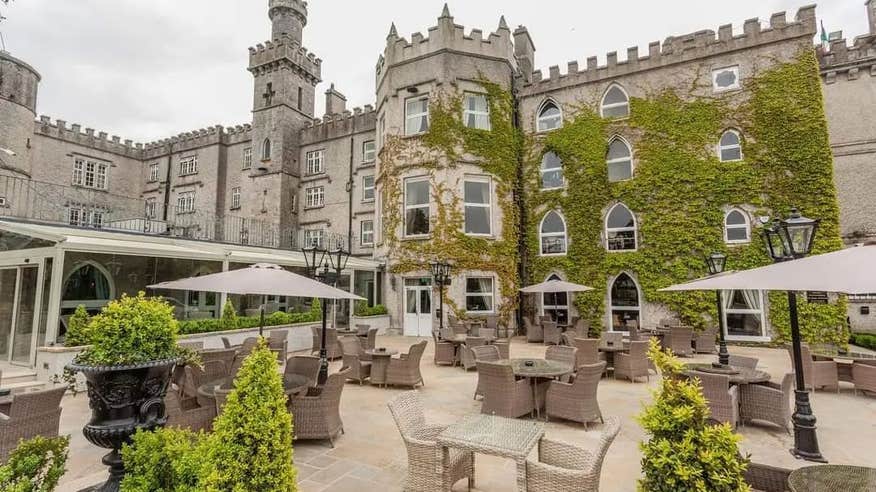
(324, 83, 347, 116)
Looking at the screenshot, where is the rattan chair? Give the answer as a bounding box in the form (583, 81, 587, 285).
(311, 326, 342, 360)
(543, 321, 562, 346)
(729, 355, 759, 370)
(693, 327, 717, 354)
(387, 391, 474, 492)
(363, 328, 378, 351)
(493, 338, 511, 359)
(181, 360, 228, 402)
(165, 387, 215, 432)
(477, 361, 534, 418)
(460, 337, 486, 371)
(285, 355, 321, 388)
(666, 326, 693, 357)
(268, 330, 288, 361)
(338, 336, 371, 385)
(199, 347, 237, 372)
(626, 321, 640, 342)
(432, 331, 457, 366)
(355, 323, 370, 336)
(691, 371, 738, 428)
(287, 368, 349, 447)
(385, 341, 427, 388)
(568, 338, 599, 369)
(573, 318, 590, 338)
(238, 337, 260, 357)
(0, 386, 66, 462)
(545, 362, 606, 427)
(796, 345, 839, 392)
(614, 340, 650, 383)
(852, 362, 876, 396)
(546, 345, 578, 382)
(740, 373, 793, 433)
(745, 463, 792, 492)
(526, 316, 544, 343)
(525, 418, 621, 492)
(472, 345, 501, 400)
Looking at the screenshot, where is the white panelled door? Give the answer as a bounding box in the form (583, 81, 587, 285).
(403, 278, 432, 337)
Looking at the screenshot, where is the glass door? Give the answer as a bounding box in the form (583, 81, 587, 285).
(0, 268, 16, 358)
(403, 278, 432, 337)
(11, 266, 38, 364)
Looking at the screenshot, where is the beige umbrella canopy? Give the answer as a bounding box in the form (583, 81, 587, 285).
(660, 244, 876, 294)
(520, 279, 593, 293)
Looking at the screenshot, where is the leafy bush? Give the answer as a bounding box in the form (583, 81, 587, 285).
(120, 427, 207, 492)
(851, 332, 876, 351)
(638, 339, 749, 492)
(201, 338, 297, 490)
(219, 300, 239, 331)
(176, 304, 321, 336)
(0, 435, 69, 492)
(63, 305, 91, 347)
(354, 302, 388, 317)
(310, 298, 322, 319)
(74, 292, 188, 367)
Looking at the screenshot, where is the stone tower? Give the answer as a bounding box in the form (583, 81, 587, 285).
(0, 51, 40, 177)
(246, 0, 321, 245)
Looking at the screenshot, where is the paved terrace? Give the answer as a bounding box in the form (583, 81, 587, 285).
(57, 337, 876, 492)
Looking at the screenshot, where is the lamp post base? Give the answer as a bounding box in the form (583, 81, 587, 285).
(790, 389, 827, 463)
(717, 340, 730, 367)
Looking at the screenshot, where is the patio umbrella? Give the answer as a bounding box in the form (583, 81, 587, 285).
(520, 279, 593, 326)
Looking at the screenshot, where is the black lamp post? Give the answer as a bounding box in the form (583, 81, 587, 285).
(762, 208, 825, 463)
(430, 260, 452, 336)
(302, 243, 333, 385)
(706, 252, 731, 367)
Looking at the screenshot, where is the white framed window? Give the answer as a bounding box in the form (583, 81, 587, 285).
(362, 175, 375, 202)
(721, 290, 766, 340)
(148, 163, 160, 182)
(304, 229, 324, 249)
(464, 177, 492, 236)
(360, 220, 374, 246)
(600, 84, 630, 119)
(540, 210, 567, 256)
(536, 100, 562, 132)
(718, 130, 743, 162)
(231, 187, 241, 209)
(405, 95, 430, 135)
(540, 152, 564, 190)
(305, 186, 324, 208)
(145, 198, 157, 219)
(176, 191, 195, 214)
(404, 177, 430, 237)
(606, 203, 637, 251)
(261, 138, 272, 161)
(542, 273, 569, 324)
(67, 204, 105, 228)
(463, 93, 490, 130)
(306, 149, 324, 175)
(724, 208, 751, 244)
(290, 194, 297, 213)
(243, 147, 253, 169)
(607, 137, 633, 182)
(362, 140, 376, 163)
(72, 158, 109, 190)
(179, 156, 198, 176)
(465, 277, 494, 313)
(712, 65, 740, 92)
(609, 273, 640, 332)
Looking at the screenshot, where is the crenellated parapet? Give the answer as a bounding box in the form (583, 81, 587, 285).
(248, 34, 321, 85)
(519, 5, 816, 95)
(141, 125, 227, 157)
(224, 123, 253, 145)
(818, 32, 876, 83)
(34, 116, 144, 158)
(300, 105, 376, 144)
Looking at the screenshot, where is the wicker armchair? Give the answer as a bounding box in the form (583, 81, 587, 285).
(166, 387, 215, 432)
(494, 339, 510, 359)
(796, 345, 839, 392)
(693, 327, 717, 354)
(387, 391, 474, 492)
(181, 360, 228, 402)
(691, 371, 738, 428)
(627, 321, 640, 342)
(526, 316, 544, 343)
(0, 387, 66, 462)
(546, 345, 578, 382)
(385, 341, 427, 388)
(432, 332, 457, 366)
(666, 326, 693, 357)
(543, 321, 562, 346)
(852, 362, 876, 396)
(339, 336, 371, 385)
(569, 338, 600, 368)
(614, 341, 650, 383)
(525, 418, 621, 492)
(268, 331, 288, 361)
(285, 355, 321, 388)
(200, 347, 237, 371)
(287, 368, 349, 447)
(729, 355, 759, 370)
(363, 328, 378, 351)
(460, 337, 486, 371)
(311, 326, 342, 360)
(545, 362, 606, 427)
(472, 345, 501, 400)
(740, 373, 793, 433)
(355, 323, 370, 336)
(238, 337, 260, 357)
(745, 463, 792, 492)
(573, 318, 590, 338)
(477, 361, 534, 418)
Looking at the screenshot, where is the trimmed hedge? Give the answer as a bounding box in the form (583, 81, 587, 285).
(354, 303, 388, 317)
(177, 310, 320, 336)
(850, 333, 876, 351)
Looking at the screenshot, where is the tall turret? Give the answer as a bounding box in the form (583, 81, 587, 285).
(0, 51, 40, 177)
(269, 0, 307, 43)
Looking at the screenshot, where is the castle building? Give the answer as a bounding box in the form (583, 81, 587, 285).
(0, 1, 871, 368)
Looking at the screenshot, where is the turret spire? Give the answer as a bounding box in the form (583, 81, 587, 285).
(498, 15, 509, 31)
(388, 22, 398, 39)
(440, 3, 451, 19)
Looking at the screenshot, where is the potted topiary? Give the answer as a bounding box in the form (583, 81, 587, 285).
(67, 292, 195, 492)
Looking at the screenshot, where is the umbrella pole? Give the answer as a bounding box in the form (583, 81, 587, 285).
(318, 297, 329, 386)
(715, 291, 730, 367)
(259, 304, 265, 337)
(788, 291, 826, 462)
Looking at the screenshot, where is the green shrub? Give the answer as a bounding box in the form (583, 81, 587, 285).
(265, 311, 292, 326)
(64, 305, 91, 347)
(354, 302, 388, 317)
(0, 435, 69, 492)
(851, 332, 876, 351)
(120, 427, 207, 492)
(177, 302, 322, 336)
(309, 298, 322, 320)
(219, 300, 239, 331)
(74, 292, 189, 367)
(201, 339, 297, 490)
(638, 339, 749, 492)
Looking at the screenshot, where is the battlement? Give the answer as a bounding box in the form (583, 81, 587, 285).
(520, 5, 816, 94)
(225, 123, 253, 145)
(819, 32, 876, 82)
(300, 105, 376, 144)
(378, 5, 514, 85)
(269, 0, 307, 18)
(248, 34, 322, 83)
(35, 116, 144, 158)
(142, 125, 227, 156)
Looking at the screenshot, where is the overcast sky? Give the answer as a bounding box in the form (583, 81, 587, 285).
(1, 0, 867, 143)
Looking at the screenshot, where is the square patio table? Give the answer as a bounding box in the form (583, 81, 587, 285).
(437, 414, 544, 492)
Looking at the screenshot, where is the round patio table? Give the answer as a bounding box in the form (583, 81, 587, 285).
(598, 345, 627, 370)
(684, 363, 771, 385)
(499, 358, 574, 418)
(789, 465, 876, 492)
(197, 374, 309, 408)
(365, 348, 399, 387)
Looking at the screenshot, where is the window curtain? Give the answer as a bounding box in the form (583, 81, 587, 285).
(93, 269, 110, 299)
(741, 290, 761, 310)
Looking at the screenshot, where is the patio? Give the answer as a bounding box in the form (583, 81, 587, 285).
(53, 335, 876, 492)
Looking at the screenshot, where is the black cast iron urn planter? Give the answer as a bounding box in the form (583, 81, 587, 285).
(67, 358, 182, 492)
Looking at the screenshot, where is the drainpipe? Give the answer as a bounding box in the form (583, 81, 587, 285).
(347, 136, 354, 250)
(161, 141, 174, 221)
